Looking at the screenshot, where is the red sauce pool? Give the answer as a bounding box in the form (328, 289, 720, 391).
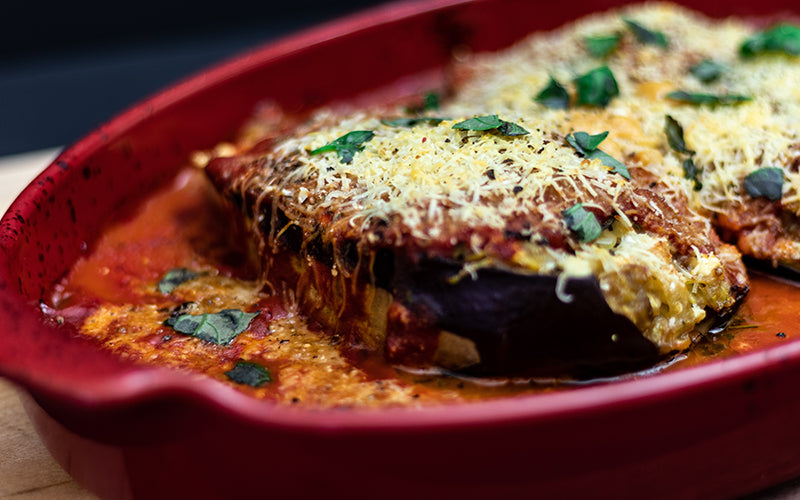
(45, 167, 800, 404)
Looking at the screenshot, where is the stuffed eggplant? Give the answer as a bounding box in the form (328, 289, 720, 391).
(202, 3, 795, 377)
(204, 108, 747, 378)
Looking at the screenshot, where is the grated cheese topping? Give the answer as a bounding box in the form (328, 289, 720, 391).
(218, 3, 800, 351)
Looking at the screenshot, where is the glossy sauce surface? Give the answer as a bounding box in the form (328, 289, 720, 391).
(44, 167, 800, 407)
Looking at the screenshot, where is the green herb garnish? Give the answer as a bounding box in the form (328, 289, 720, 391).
(562, 203, 603, 242)
(534, 76, 570, 110)
(157, 268, 199, 294)
(666, 90, 751, 106)
(623, 18, 669, 47)
(225, 360, 272, 387)
(574, 66, 620, 108)
(682, 158, 703, 191)
(405, 92, 441, 114)
(665, 116, 702, 191)
(664, 115, 694, 155)
(380, 117, 446, 128)
(452, 115, 529, 136)
(690, 59, 726, 83)
(585, 33, 621, 58)
(422, 92, 440, 110)
(741, 24, 800, 58)
(310, 130, 375, 164)
(567, 131, 609, 153)
(566, 131, 630, 180)
(169, 309, 259, 346)
(743, 167, 784, 201)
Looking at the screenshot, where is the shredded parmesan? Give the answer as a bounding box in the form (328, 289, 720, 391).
(224, 3, 792, 351)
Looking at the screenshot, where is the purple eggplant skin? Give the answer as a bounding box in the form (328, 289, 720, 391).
(394, 258, 663, 379)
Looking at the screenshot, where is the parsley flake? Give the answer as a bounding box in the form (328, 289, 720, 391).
(690, 59, 726, 83)
(743, 167, 784, 201)
(225, 360, 273, 387)
(169, 309, 259, 346)
(452, 115, 529, 136)
(566, 131, 609, 153)
(574, 66, 620, 107)
(534, 76, 570, 109)
(682, 158, 703, 191)
(310, 130, 375, 164)
(741, 24, 800, 58)
(566, 131, 631, 180)
(623, 18, 669, 47)
(666, 90, 751, 106)
(665, 116, 702, 191)
(664, 115, 694, 155)
(158, 268, 199, 294)
(585, 33, 621, 58)
(380, 117, 446, 128)
(563, 203, 603, 242)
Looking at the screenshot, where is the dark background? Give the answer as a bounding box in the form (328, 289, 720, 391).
(0, 0, 390, 156)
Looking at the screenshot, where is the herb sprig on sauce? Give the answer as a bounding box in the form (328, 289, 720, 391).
(157, 268, 200, 294)
(225, 360, 273, 387)
(167, 309, 259, 346)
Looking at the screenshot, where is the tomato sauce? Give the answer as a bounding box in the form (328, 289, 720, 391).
(43, 167, 800, 407)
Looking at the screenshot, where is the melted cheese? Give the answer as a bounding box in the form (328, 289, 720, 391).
(226, 3, 778, 350)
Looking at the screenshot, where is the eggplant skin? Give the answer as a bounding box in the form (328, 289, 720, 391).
(393, 258, 662, 378)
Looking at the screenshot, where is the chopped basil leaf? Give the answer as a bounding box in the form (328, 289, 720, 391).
(566, 131, 609, 154)
(405, 92, 442, 114)
(225, 360, 272, 387)
(380, 117, 446, 128)
(741, 24, 800, 58)
(158, 268, 199, 294)
(452, 115, 529, 136)
(310, 130, 375, 164)
(664, 115, 694, 155)
(497, 120, 530, 136)
(743, 167, 784, 201)
(562, 203, 603, 242)
(423, 92, 440, 110)
(623, 18, 669, 47)
(690, 59, 726, 83)
(682, 158, 703, 191)
(588, 150, 631, 180)
(574, 66, 620, 107)
(453, 114, 503, 131)
(585, 33, 621, 58)
(163, 302, 196, 329)
(566, 131, 631, 180)
(666, 90, 751, 106)
(169, 309, 259, 346)
(534, 76, 570, 109)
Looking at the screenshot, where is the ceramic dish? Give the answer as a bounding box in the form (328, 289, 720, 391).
(2, 0, 800, 498)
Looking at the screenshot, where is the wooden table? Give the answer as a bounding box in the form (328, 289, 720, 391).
(0, 149, 94, 498)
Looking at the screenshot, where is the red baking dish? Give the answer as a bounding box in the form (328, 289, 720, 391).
(3, 0, 800, 498)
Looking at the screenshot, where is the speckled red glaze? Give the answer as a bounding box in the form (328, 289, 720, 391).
(3, 0, 800, 498)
